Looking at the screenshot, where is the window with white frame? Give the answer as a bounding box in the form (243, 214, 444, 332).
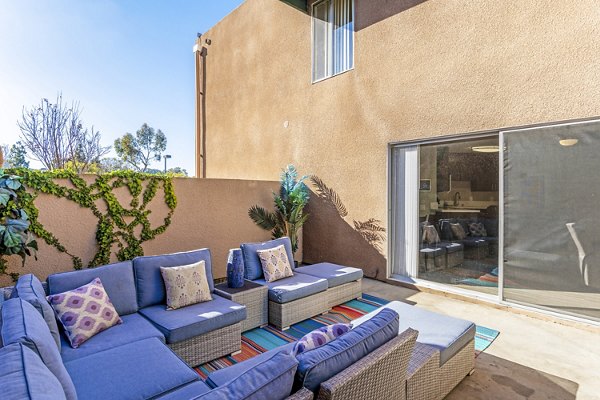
(312, 0, 354, 82)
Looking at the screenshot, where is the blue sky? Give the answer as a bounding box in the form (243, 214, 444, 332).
(0, 0, 244, 175)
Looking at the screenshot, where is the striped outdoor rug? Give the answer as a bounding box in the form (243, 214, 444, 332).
(194, 293, 499, 378)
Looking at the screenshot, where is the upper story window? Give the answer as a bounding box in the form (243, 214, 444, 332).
(312, 0, 354, 82)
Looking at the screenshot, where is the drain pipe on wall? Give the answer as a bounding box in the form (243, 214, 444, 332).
(194, 34, 208, 178)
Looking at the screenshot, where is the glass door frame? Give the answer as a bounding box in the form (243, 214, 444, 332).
(388, 118, 600, 325)
(387, 131, 504, 304)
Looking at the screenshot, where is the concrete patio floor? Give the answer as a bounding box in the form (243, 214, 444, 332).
(362, 279, 600, 400)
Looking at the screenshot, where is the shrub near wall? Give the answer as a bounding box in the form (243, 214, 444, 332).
(0, 169, 177, 282)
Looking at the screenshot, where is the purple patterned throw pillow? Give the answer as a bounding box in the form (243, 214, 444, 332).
(47, 278, 122, 349)
(293, 323, 352, 355)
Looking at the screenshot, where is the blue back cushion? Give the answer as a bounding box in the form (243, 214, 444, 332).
(240, 237, 295, 280)
(0, 343, 66, 400)
(1, 299, 77, 400)
(296, 308, 400, 392)
(12, 274, 61, 350)
(134, 248, 215, 309)
(48, 261, 138, 316)
(195, 351, 298, 400)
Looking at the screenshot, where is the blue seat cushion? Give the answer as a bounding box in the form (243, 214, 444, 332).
(352, 301, 476, 366)
(11, 273, 61, 350)
(157, 381, 212, 399)
(60, 312, 165, 362)
(254, 273, 328, 304)
(295, 263, 363, 288)
(196, 351, 298, 400)
(241, 237, 295, 281)
(460, 238, 489, 248)
(420, 246, 445, 257)
(296, 308, 400, 392)
(438, 242, 464, 254)
(48, 261, 138, 316)
(206, 342, 296, 388)
(1, 299, 77, 400)
(65, 337, 199, 400)
(139, 295, 246, 344)
(0, 342, 66, 400)
(134, 249, 215, 309)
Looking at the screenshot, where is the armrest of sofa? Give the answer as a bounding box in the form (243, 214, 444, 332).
(316, 328, 418, 400)
(286, 387, 314, 400)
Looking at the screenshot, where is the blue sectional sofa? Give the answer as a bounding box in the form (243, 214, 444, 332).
(0, 245, 475, 400)
(240, 237, 363, 329)
(439, 218, 499, 259)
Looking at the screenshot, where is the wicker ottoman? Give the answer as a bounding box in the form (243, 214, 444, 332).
(214, 280, 268, 332)
(419, 247, 446, 273)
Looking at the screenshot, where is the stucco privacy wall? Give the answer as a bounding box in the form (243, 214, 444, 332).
(197, 0, 600, 279)
(1, 178, 278, 287)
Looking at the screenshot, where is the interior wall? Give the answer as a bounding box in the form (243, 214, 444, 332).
(197, 0, 600, 279)
(2, 178, 278, 287)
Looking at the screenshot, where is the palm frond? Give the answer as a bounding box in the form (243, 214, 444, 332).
(248, 205, 277, 231)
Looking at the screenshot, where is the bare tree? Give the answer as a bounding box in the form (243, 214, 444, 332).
(17, 94, 110, 172)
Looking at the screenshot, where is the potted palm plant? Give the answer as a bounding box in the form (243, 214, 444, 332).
(0, 169, 37, 282)
(248, 165, 309, 259)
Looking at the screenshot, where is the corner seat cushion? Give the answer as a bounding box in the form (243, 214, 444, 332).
(1, 299, 77, 400)
(295, 263, 363, 288)
(48, 261, 138, 316)
(254, 273, 328, 304)
(206, 342, 296, 388)
(296, 308, 400, 392)
(241, 237, 295, 281)
(352, 301, 476, 366)
(0, 343, 66, 400)
(134, 249, 215, 309)
(139, 295, 246, 344)
(65, 337, 199, 400)
(60, 312, 165, 362)
(156, 381, 212, 399)
(196, 351, 298, 400)
(11, 273, 61, 350)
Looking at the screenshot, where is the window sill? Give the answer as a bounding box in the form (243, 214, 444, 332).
(312, 67, 354, 85)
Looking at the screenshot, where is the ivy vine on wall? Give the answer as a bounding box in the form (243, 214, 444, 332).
(2, 168, 177, 281)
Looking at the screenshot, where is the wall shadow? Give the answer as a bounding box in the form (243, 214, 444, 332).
(448, 352, 578, 400)
(303, 176, 387, 279)
(355, 0, 429, 31)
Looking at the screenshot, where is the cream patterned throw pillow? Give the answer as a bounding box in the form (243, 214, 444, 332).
(450, 223, 467, 240)
(160, 261, 212, 310)
(257, 245, 294, 283)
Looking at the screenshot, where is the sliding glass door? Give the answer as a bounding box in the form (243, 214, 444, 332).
(390, 119, 600, 322)
(502, 120, 600, 320)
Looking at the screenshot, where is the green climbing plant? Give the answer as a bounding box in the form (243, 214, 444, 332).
(0, 169, 38, 282)
(1, 168, 177, 282)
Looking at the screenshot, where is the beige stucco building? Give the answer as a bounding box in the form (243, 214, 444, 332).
(194, 0, 600, 322)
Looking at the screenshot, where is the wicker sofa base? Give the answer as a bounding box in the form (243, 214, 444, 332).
(407, 339, 474, 400)
(326, 280, 362, 309)
(269, 290, 330, 330)
(168, 322, 242, 367)
(438, 339, 475, 399)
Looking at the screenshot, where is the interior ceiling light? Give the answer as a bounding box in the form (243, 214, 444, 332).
(559, 138, 578, 147)
(471, 145, 500, 153)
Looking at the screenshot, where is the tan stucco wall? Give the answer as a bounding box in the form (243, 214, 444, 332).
(197, 0, 600, 278)
(2, 178, 278, 287)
